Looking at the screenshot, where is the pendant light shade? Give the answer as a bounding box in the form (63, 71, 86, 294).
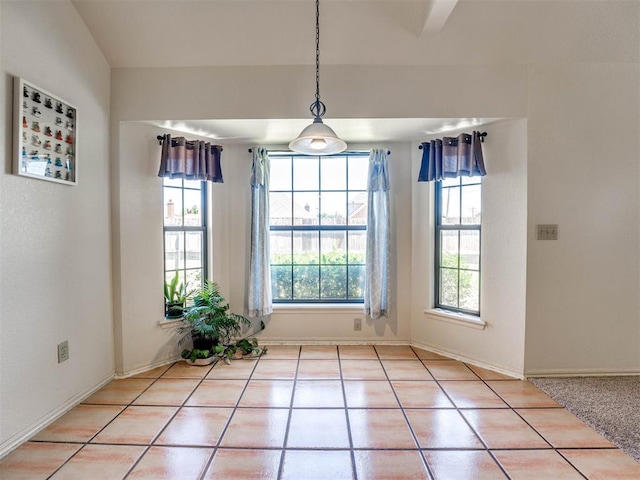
(289, 0, 347, 156)
(289, 118, 347, 155)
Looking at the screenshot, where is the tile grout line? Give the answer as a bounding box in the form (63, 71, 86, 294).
(44, 364, 177, 480)
(12, 346, 633, 479)
(433, 360, 590, 479)
(482, 379, 589, 480)
(123, 361, 218, 479)
(195, 356, 262, 480)
(380, 346, 436, 480)
(456, 367, 523, 480)
(413, 348, 508, 478)
(337, 345, 359, 480)
(276, 346, 302, 480)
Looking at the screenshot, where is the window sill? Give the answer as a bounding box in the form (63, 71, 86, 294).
(158, 318, 184, 329)
(273, 303, 364, 315)
(423, 308, 486, 330)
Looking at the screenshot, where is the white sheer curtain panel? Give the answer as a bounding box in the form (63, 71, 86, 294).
(248, 148, 273, 317)
(364, 149, 390, 319)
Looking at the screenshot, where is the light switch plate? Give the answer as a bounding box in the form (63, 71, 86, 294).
(537, 224, 558, 240)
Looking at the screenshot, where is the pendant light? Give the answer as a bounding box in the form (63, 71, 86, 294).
(289, 0, 347, 155)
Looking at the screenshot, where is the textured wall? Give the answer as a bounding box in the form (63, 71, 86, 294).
(0, 1, 113, 455)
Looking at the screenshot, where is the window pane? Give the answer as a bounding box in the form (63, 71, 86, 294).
(165, 270, 185, 292)
(320, 266, 347, 299)
(320, 192, 346, 226)
(460, 271, 479, 311)
(293, 231, 319, 264)
(183, 179, 202, 190)
(292, 192, 319, 225)
(163, 187, 183, 226)
(440, 186, 460, 225)
(441, 177, 460, 188)
(461, 184, 481, 225)
(440, 230, 459, 268)
(461, 175, 481, 185)
(270, 192, 292, 225)
(270, 156, 292, 191)
(185, 232, 203, 269)
(185, 269, 203, 293)
(270, 231, 292, 264)
(183, 189, 202, 226)
(348, 231, 366, 264)
(270, 153, 368, 303)
(271, 265, 293, 300)
(163, 179, 207, 308)
(347, 265, 365, 299)
(439, 268, 458, 308)
(348, 156, 368, 190)
(163, 177, 182, 188)
(165, 231, 184, 271)
(348, 192, 367, 225)
(321, 156, 346, 190)
(321, 231, 346, 264)
(293, 265, 319, 299)
(460, 230, 480, 271)
(435, 177, 480, 315)
(293, 156, 319, 190)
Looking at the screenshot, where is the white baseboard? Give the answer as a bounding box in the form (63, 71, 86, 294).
(0, 374, 114, 459)
(410, 341, 525, 380)
(115, 357, 181, 379)
(525, 368, 640, 377)
(260, 338, 411, 346)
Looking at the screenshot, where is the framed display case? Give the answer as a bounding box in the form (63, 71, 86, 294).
(14, 77, 77, 185)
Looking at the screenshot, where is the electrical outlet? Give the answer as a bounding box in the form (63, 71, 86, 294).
(353, 318, 362, 331)
(537, 224, 558, 240)
(58, 341, 69, 363)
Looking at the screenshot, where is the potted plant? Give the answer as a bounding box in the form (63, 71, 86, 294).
(179, 281, 266, 365)
(164, 271, 190, 319)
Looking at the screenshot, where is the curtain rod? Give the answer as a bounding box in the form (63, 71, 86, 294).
(156, 135, 223, 151)
(248, 148, 391, 155)
(418, 131, 487, 149)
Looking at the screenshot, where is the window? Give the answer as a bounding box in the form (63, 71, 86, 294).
(435, 176, 481, 315)
(269, 152, 369, 302)
(163, 178, 207, 294)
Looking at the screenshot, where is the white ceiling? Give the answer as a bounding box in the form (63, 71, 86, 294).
(71, 0, 637, 143)
(72, 0, 461, 68)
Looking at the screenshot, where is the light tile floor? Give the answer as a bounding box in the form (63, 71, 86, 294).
(2, 345, 640, 479)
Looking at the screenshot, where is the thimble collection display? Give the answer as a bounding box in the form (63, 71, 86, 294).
(14, 78, 76, 185)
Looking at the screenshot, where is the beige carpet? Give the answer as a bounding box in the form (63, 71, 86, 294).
(530, 376, 640, 462)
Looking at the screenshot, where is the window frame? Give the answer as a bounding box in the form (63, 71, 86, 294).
(269, 151, 369, 304)
(162, 178, 208, 298)
(434, 176, 481, 316)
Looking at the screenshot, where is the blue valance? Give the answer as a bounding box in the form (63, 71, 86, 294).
(158, 134, 224, 183)
(417, 131, 486, 182)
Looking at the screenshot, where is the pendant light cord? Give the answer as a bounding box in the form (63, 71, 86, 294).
(315, 0, 320, 105)
(311, 0, 326, 119)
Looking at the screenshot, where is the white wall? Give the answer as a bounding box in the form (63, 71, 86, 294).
(107, 1, 640, 377)
(223, 142, 414, 345)
(0, 1, 113, 455)
(411, 120, 529, 377)
(114, 121, 414, 373)
(524, 64, 640, 375)
(109, 62, 526, 374)
(1, 0, 638, 460)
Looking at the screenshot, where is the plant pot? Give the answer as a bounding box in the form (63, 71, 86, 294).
(192, 337, 217, 351)
(185, 356, 217, 366)
(165, 301, 184, 319)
